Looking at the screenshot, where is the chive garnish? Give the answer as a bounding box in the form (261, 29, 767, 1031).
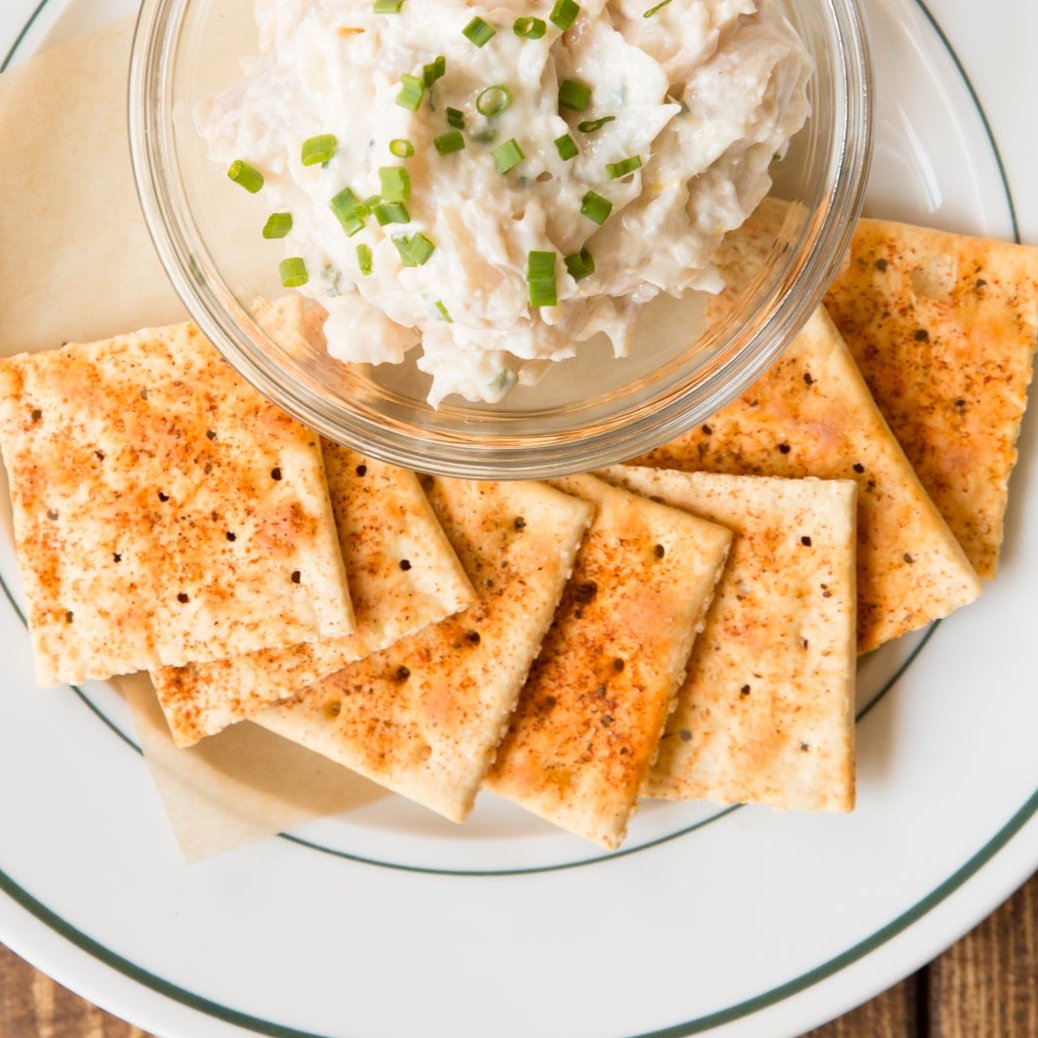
(435, 300, 452, 322)
(301, 134, 338, 166)
(261, 213, 293, 239)
(446, 107, 466, 129)
(379, 166, 411, 202)
(227, 160, 264, 193)
(423, 55, 446, 86)
(642, 0, 672, 15)
(513, 16, 546, 38)
(462, 16, 496, 46)
(558, 79, 591, 112)
(476, 85, 512, 116)
(580, 190, 612, 224)
(554, 134, 578, 160)
(434, 130, 466, 155)
(577, 115, 615, 133)
(564, 247, 595, 281)
(606, 155, 642, 178)
(492, 138, 524, 173)
(356, 243, 373, 276)
(396, 74, 424, 111)
(393, 233, 436, 266)
(549, 0, 580, 29)
(526, 250, 557, 307)
(490, 368, 517, 392)
(279, 257, 308, 287)
(373, 0, 405, 11)
(330, 187, 367, 236)
(374, 201, 411, 226)
(389, 138, 414, 157)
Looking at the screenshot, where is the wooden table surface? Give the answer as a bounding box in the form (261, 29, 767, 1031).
(1, 872, 1034, 1038)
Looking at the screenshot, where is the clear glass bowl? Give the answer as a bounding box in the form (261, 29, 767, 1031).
(129, 0, 872, 478)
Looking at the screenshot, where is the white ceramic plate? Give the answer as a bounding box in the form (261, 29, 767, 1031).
(1, 1, 1036, 1036)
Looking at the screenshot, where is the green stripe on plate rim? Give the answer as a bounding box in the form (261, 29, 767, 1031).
(0, 0, 1030, 1035)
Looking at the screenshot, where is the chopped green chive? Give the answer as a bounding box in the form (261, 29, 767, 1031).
(227, 160, 264, 193)
(580, 190, 612, 225)
(389, 138, 414, 158)
(330, 187, 368, 236)
(554, 133, 578, 160)
(492, 138, 524, 173)
(462, 16, 496, 46)
(577, 115, 615, 134)
(526, 250, 557, 307)
(606, 155, 643, 178)
(435, 300, 452, 322)
(476, 85, 512, 116)
(513, 16, 546, 38)
(373, 0, 405, 11)
(423, 55, 446, 86)
(301, 134, 338, 166)
(433, 130, 466, 155)
(473, 127, 498, 144)
(374, 201, 411, 226)
(279, 257, 308, 288)
(356, 243, 373, 276)
(558, 79, 591, 112)
(564, 247, 595, 280)
(261, 212, 293, 239)
(379, 166, 411, 202)
(642, 0, 673, 15)
(446, 107, 466, 129)
(490, 368, 518, 392)
(396, 74, 424, 111)
(393, 233, 436, 266)
(549, 0, 580, 30)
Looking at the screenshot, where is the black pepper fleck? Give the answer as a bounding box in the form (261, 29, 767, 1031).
(113, 553, 121, 563)
(65, 610, 74, 623)
(95, 450, 105, 462)
(177, 593, 189, 603)
(701, 424, 713, 436)
(206, 429, 216, 440)
(654, 543, 666, 559)
(914, 328, 930, 342)
(291, 570, 302, 583)
(395, 665, 410, 682)
(46, 509, 58, 521)
(158, 491, 169, 502)
(573, 580, 598, 604)
(399, 559, 412, 571)
(975, 278, 987, 289)
(514, 516, 526, 531)
(903, 552, 916, 564)
(355, 464, 367, 476)
(875, 258, 888, 271)
(226, 531, 236, 542)
(801, 536, 812, 547)
(271, 467, 283, 481)
(613, 658, 625, 673)
(465, 630, 481, 645)
(778, 442, 791, 454)
(30, 408, 42, 422)
(853, 462, 865, 474)
(800, 742, 810, 752)
(803, 372, 815, 386)
(741, 684, 751, 695)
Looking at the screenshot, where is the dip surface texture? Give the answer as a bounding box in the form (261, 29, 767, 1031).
(198, 0, 811, 403)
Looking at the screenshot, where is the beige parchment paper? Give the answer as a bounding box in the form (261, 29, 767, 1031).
(0, 21, 385, 860)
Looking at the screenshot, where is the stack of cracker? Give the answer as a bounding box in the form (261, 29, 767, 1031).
(1, 217, 1035, 852)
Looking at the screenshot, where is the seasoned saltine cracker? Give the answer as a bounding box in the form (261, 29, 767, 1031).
(255, 479, 593, 822)
(485, 473, 731, 848)
(0, 321, 353, 686)
(825, 219, 1038, 578)
(605, 468, 857, 812)
(151, 446, 476, 746)
(634, 309, 982, 652)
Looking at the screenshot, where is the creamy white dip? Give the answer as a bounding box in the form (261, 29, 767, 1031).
(197, 0, 811, 405)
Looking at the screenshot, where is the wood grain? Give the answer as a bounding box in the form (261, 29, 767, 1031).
(929, 872, 1038, 1038)
(1, 872, 1035, 1037)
